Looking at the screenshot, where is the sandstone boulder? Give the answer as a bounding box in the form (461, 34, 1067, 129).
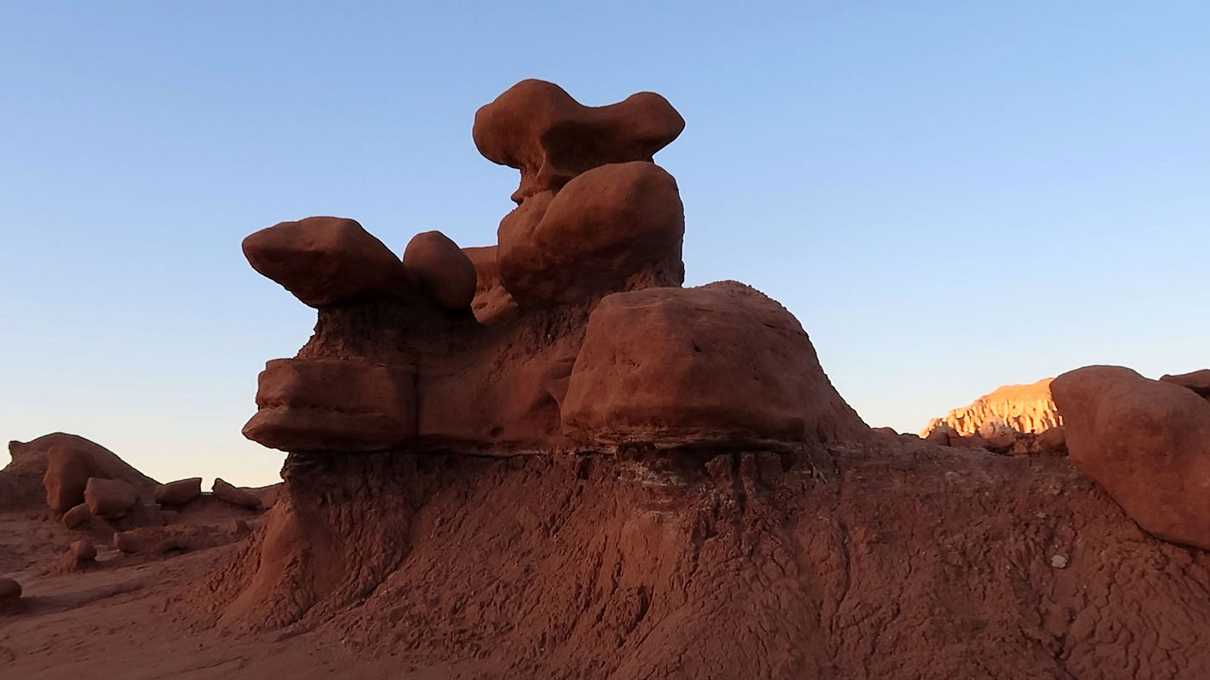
(154, 477, 202, 507)
(562, 281, 867, 446)
(243, 358, 417, 452)
(498, 162, 684, 307)
(402, 230, 477, 311)
(242, 216, 407, 308)
(69, 539, 97, 563)
(38, 434, 157, 513)
(473, 79, 684, 203)
(213, 479, 262, 510)
(62, 502, 92, 529)
(84, 477, 138, 519)
(1052, 365, 1210, 549)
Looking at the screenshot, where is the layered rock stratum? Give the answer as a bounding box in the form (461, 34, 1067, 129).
(921, 377, 1061, 438)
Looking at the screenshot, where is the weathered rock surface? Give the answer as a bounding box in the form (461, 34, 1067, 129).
(37, 434, 157, 513)
(0, 576, 20, 603)
(242, 216, 407, 308)
(155, 477, 203, 506)
(473, 79, 685, 202)
(213, 479, 262, 510)
(402, 230, 477, 311)
(462, 245, 515, 323)
(921, 377, 1060, 438)
(497, 161, 684, 308)
(84, 477, 138, 519)
(69, 538, 97, 563)
(1053, 365, 1210, 549)
(562, 282, 866, 447)
(1161, 368, 1210, 399)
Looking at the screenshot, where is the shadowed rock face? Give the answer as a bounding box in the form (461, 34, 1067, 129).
(1162, 368, 1210, 399)
(1053, 365, 1210, 549)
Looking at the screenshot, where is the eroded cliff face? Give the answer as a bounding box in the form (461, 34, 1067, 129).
(921, 377, 1060, 438)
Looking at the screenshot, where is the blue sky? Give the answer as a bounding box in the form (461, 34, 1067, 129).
(2, 2, 1207, 485)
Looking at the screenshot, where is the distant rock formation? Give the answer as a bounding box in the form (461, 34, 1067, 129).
(921, 377, 1060, 438)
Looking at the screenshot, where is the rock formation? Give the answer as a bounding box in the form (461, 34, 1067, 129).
(155, 477, 203, 506)
(1053, 365, 1210, 549)
(176, 80, 1210, 679)
(1162, 368, 1210, 400)
(921, 377, 1060, 438)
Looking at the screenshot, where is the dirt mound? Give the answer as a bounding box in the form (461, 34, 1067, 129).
(921, 377, 1060, 438)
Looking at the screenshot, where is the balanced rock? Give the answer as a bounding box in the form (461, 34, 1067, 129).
(402, 230, 477, 311)
(498, 161, 684, 307)
(84, 477, 138, 519)
(1052, 365, 1210, 549)
(62, 502, 92, 529)
(1161, 369, 1210, 399)
(473, 79, 685, 203)
(213, 479, 262, 510)
(154, 477, 202, 507)
(242, 216, 407, 308)
(243, 358, 417, 452)
(562, 281, 866, 446)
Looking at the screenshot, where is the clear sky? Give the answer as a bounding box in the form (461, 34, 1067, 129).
(2, 2, 1207, 486)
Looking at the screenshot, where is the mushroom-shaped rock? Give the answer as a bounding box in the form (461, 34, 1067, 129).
(1161, 369, 1210, 399)
(561, 281, 867, 447)
(474, 79, 685, 203)
(462, 245, 515, 323)
(242, 216, 407, 308)
(62, 502, 92, 529)
(498, 161, 684, 307)
(84, 477, 138, 519)
(154, 477, 202, 507)
(243, 358, 418, 452)
(213, 479, 262, 510)
(1052, 365, 1210, 549)
(402, 230, 477, 311)
(69, 539, 97, 563)
(0, 576, 21, 604)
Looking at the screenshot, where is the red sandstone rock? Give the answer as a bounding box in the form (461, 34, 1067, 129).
(243, 358, 418, 452)
(38, 434, 157, 513)
(1161, 368, 1210, 398)
(154, 477, 202, 506)
(562, 282, 866, 446)
(498, 162, 684, 307)
(212, 479, 262, 511)
(473, 79, 685, 203)
(69, 538, 97, 563)
(402, 230, 477, 311)
(462, 245, 515, 323)
(1052, 365, 1210, 549)
(84, 477, 138, 519)
(242, 216, 407, 308)
(62, 502, 91, 529)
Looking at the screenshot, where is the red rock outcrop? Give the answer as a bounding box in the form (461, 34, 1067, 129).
(1162, 368, 1210, 399)
(30, 433, 158, 513)
(921, 377, 1060, 438)
(1053, 365, 1210, 549)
